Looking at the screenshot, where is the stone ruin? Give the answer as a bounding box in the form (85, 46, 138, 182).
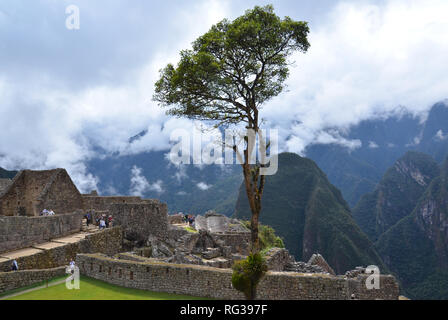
(130, 211, 343, 276)
(0, 168, 396, 282)
(133, 213, 251, 269)
(0, 168, 401, 300)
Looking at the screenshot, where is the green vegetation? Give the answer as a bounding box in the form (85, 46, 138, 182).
(6, 276, 208, 300)
(0, 276, 67, 299)
(353, 151, 440, 241)
(232, 253, 268, 300)
(242, 221, 285, 253)
(375, 157, 448, 300)
(184, 226, 199, 233)
(234, 152, 386, 274)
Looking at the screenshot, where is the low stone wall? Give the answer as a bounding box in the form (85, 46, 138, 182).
(213, 233, 250, 255)
(76, 254, 400, 300)
(0, 212, 84, 253)
(0, 267, 66, 294)
(0, 227, 123, 272)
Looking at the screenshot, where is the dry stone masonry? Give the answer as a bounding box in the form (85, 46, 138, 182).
(77, 253, 400, 300)
(0, 212, 84, 253)
(0, 267, 66, 294)
(0, 168, 401, 300)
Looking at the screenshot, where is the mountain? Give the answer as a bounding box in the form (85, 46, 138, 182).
(0, 167, 18, 179)
(306, 102, 448, 207)
(233, 152, 386, 274)
(376, 158, 448, 299)
(87, 150, 242, 215)
(352, 152, 440, 241)
(82, 102, 448, 217)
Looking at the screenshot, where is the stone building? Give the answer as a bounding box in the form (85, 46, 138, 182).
(0, 169, 84, 217)
(0, 179, 12, 194)
(0, 169, 154, 217)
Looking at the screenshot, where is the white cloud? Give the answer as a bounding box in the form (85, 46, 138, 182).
(369, 141, 379, 149)
(1, 0, 448, 186)
(197, 182, 212, 191)
(129, 165, 164, 196)
(435, 130, 448, 141)
(263, 0, 448, 154)
(0, 0, 230, 192)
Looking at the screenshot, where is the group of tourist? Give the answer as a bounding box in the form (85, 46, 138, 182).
(40, 209, 55, 216)
(97, 213, 114, 230)
(184, 214, 196, 227)
(83, 211, 114, 230)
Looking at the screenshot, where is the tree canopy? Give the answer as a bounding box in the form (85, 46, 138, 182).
(154, 4, 310, 129)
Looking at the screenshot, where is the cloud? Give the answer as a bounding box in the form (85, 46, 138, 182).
(262, 0, 448, 154)
(0, 0, 230, 192)
(369, 142, 380, 149)
(435, 130, 448, 141)
(129, 165, 164, 196)
(1, 0, 448, 189)
(197, 182, 212, 191)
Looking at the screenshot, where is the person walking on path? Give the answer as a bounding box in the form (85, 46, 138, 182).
(11, 259, 18, 271)
(69, 259, 76, 274)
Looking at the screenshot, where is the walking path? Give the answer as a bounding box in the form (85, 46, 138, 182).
(0, 223, 98, 262)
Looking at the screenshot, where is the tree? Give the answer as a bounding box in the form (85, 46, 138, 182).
(154, 5, 310, 253)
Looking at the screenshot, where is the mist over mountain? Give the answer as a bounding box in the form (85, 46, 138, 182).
(306, 102, 448, 207)
(87, 150, 242, 216)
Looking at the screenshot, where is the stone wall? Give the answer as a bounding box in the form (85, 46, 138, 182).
(35, 170, 84, 215)
(0, 267, 66, 294)
(168, 213, 184, 225)
(0, 179, 11, 194)
(213, 233, 250, 255)
(76, 254, 400, 300)
(82, 195, 148, 212)
(109, 202, 169, 244)
(265, 248, 294, 272)
(0, 212, 84, 253)
(0, 227, 123, 272)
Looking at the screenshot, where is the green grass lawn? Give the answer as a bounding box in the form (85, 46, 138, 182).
(6, 276, 208, 300)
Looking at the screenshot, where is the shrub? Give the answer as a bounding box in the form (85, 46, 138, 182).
(232, 253, 268, 300)
(242, 221, 285, 251)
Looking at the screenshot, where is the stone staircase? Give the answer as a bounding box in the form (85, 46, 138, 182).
(81, 219, 97, 233)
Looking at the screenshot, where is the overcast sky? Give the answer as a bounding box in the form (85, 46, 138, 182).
(0, 0, 447, 191)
